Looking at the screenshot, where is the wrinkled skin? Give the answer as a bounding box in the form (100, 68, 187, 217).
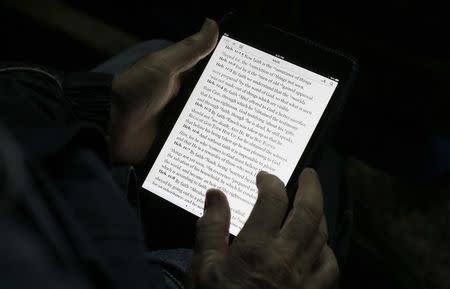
(187, 169, 339, 289)
(110, 19, 219, 164)
(109, 17, 338, 289)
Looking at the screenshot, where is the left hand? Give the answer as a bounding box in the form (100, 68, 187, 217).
(109, 18, 219, 164)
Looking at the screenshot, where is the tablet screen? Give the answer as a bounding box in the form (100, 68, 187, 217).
(142, 35, 338, 235)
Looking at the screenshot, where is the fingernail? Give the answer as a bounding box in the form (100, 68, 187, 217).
(257, 170, 269, 177)
(201, 18, 213, 31)
(299, 167, 315, 182)
(307, 167, 317, 176)
(305, 167, 315, 175)
(256, 170, 268, 184)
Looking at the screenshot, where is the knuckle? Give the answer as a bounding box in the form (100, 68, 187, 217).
(182, 34, 201, 48)
(319, 227, 329, 243)
(207, 213, 226, 227)
(317, 232, 328, 247)
(273, 249, 295, 275)
(156, 63, 176, 78)
(320, 247, 339, 283)
(328, 258, 340, 280)
(147, 53, 176, 77)
(325, 262, 339, 283)
(260, 183, 288, 207)
(232, 240, 298, 286)
(316, 220, 329, 245)
(234, 239, 266, 267)
(144, 52, 159, 64)
(266, 190, 289, 209)
(197, 212, 226, 232)
(328, 249, 339, 274)
(238, 241, 289, 269)
(297, 202, 322, 229)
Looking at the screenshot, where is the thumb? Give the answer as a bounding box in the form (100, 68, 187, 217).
(195, 189, 231, 255)
(153, 18, 219, 74)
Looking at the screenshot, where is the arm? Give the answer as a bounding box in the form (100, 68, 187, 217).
(1, 18, 339, 289)
(0, 18, 218, 164)
(0, 65, 112, 159)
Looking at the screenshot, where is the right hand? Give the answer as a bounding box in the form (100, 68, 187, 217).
(186, 168, 339, 289)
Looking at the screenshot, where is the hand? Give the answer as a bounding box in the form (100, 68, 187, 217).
(109, 19, 219, 164)
(187, 168, 338, 289)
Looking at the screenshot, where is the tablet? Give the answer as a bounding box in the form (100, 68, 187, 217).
(142, 13, 358, 236)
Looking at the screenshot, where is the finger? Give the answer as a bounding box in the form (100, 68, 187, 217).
(304, 246, 339, 289)
(296, 216, 328, 272)
(195, 189, 231, 255)
(280, 168, 324, 245)
(153, 18, 219, 74)
(240, 171, 288, 237)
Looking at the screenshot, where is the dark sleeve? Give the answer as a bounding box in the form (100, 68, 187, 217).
(0, 65, 169, 289)
(0, 64, 113, 160)
(60, 71, 113, 130)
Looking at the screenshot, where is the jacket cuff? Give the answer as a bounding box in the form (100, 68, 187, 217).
(61, 72, 114, 132)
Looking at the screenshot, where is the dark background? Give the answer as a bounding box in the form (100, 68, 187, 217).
(1, 1, 449, 288)
(2, 0, 449, 178)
